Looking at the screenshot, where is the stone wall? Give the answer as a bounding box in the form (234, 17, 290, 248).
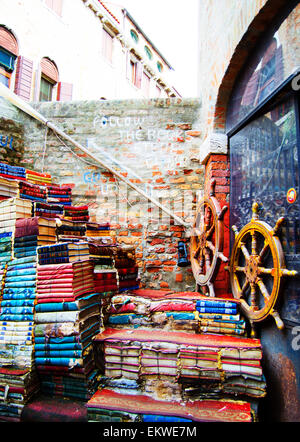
(13, 97, 204, 292)
(0, 97, 26, 166)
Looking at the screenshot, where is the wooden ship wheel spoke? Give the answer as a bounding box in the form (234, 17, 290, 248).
(230, 202, 298, 333)
(191, 179, 228, 297)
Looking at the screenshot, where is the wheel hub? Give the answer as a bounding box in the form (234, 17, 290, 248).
(245, 255, 260, 284)
(198, 232, 207, 250)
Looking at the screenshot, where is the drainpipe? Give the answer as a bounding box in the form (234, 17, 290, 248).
(0, 84, 191, 228)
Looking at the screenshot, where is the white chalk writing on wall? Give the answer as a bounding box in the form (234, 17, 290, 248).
(93, 115, 184, 143)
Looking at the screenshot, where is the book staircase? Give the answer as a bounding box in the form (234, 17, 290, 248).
(0, 163, 137, 420)
(0, 162, 266, 422)
(87, 291, 265, 423)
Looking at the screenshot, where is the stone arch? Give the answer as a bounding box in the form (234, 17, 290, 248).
(0, 24, 19, 56)
(40, 57, 59, 83)
(212, 0, 293, 134)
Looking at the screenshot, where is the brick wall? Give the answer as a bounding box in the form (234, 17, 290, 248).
(17, 97, 203, 292)
(204, 153, 231, 296)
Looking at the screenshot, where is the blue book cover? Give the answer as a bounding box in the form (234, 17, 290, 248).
(196, 306, 237, 314)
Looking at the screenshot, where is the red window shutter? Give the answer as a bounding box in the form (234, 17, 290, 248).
(14, 56, 33, 101)
(57, 82, 73, 101)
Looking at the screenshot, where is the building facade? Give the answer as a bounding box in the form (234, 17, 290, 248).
(0, 0, 179, 102)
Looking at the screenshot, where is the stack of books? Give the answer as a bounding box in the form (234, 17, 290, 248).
(0, 198, 32, 219)
(86, 223, 112, 239)
(37, 242, 90, 265)
(117, 265, 139, 293)
(46, 184, 72, 206)
(113, 245, 139, 293)
(0, 207, 73, 420)
(0, 163, 26, 181)
(0, 368, 39, 422)
(196, 298, 246, 336)
(87, 328, 265, 422)
(0, 263, 5, 293)
(63, 206, 89, 222)
(0, 177, 19, 201)
(33, 260, 101, 401)
(149, 292, 200, 333)
(93, 266, 119, 330)
(56, 219, 86, 242)
(93, 268, 118, 297)
(25, 170, 52, 187)
(0, 319, 35, 366)
(0, 256, 37, 323)
(14, 221, 57, 260)
(107, 291, 152, 329)
(106, 290, 197, 331)
(0, 253, 39, 421)
(86, 387, 254, 423)
(0, 232, 13, 263)
(85, 239, 140, 331)
(103, 291, 246, 336)
(14, 217, 57, 247)
(35, 261, 96, 302)
(18, 182, 47, 203)
(0, 198, 32, 235)
(87, 244, 119, 330)
(86, 243, 119, 296)
(32, 202, 64, 219)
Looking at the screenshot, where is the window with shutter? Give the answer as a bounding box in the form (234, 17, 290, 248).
(39, 57, 59, 102)
(0, 26, 18, 89)
(127, 50, 143, 89)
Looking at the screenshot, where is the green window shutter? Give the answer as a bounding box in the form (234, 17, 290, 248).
(0, 48, 16, 72)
